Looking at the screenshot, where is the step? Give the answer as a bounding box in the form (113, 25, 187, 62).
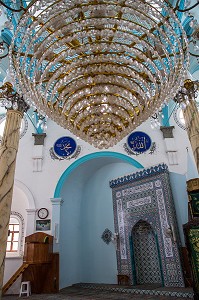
(72, 283, 194, 298)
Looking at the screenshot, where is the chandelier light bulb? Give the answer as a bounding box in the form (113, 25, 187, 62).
(10, 0, 189, 148)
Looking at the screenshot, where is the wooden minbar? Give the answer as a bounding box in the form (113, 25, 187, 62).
(22, 232, 59, 294)
(23, 232, 53, 263)
(3, 232, 59, 295)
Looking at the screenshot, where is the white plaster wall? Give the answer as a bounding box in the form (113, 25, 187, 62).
(3, 185, 29, 294)
(13, 115, 195, 238)
(14, 116, 194, 206)
(11, 186, 28, 226)
(3, 258, 23, 295)
(3, 112, 196, 293)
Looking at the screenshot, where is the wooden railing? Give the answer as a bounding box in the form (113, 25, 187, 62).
(2, 262, 30, 295)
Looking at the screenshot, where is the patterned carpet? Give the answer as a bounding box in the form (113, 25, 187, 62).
(2, 285, 194, 300)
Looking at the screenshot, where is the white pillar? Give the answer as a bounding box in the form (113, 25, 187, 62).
(0, 93, 29, 298)
(50, 198, 63, 252)
(26, 209, 37, 236)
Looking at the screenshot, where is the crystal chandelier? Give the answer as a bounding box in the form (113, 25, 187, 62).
(10, 0, 189, 148)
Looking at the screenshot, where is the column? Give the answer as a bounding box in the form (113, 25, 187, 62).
(183, 101, 199, 172)
(50, 198, 64, 253)
(0, 83, 29, 299)
(26, 209, 37, 236)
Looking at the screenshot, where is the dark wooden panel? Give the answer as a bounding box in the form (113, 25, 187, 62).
(43, 253, 59, 293)
(24, 243, 52, 263)
(22, 254, 59, 293)
(181, 246, 193, 287)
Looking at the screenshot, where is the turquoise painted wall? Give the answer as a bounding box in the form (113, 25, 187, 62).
(59, 158, 140, 288)
(169, 172, 189, 246)
(58, 154, 189, 289)
(59, 164, 84, 287)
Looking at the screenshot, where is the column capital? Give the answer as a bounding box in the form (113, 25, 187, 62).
(160, 126, 175, 139)
(50, 197, 64, 206)
(32, 133, 47, 145)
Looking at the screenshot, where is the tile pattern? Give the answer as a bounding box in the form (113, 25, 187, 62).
(133, 221, 162, 284)
(110, 164, 184, 287)
(109, 163, 169, 188)
(75, 283, 194, 298)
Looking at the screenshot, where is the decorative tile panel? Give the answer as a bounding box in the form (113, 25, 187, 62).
(110, 164, 184, 287)
(122, 182, 154, 196)
(117, 199, 127, 259)
(156, 188, 173, 258)
(127, 196, 151, 208)
(133, 221, 162, 284)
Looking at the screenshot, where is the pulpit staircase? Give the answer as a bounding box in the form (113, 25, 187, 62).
(2, 262, 30, 294)
(2, 232, 59, 295)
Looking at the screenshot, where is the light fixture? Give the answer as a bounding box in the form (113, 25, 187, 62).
(176, 0, 199, 13)
(0, 0, 26, 12)
(10, 0, 189, 148)
(189, 26, 199, 56)
(150, 112, 161, 129)
(174, 79, 199, 109)
(0, 82, 29, 112)
(0, 38, 9, 60)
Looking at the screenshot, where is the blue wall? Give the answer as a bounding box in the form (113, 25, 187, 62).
(59, 158, 140, 288)
(169, 172, 189, 246)
(58, 154, 189, 289)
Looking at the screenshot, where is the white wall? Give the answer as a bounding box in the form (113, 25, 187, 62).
(3, 185, 29, 294)
(3, 110, 197, 292)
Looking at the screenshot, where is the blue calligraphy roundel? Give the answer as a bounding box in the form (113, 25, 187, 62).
(127, 131, 152, 154)
(53, 136, 77, 158)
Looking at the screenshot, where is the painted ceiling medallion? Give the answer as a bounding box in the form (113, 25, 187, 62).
(127, 131, 152, 153)
(124, 131, 156, 155)
(50, 136, 81, 160)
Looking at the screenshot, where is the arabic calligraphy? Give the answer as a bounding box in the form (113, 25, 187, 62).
(127, 131, 152, 154)
(53, 136, 77, 158)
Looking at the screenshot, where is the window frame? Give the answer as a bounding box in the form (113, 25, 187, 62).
(7, 223, 20, 253)
(6, 212, 25, 258)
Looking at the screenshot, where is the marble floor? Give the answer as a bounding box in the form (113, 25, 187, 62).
(2, 285, 194, 300)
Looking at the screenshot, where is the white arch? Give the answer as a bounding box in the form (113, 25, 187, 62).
(14, 179, 36, 209)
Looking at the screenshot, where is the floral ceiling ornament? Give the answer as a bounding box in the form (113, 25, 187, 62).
(101, 228, 112, 245)
(10, 0, 189, 148)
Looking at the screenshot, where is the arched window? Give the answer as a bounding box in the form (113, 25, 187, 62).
(6, 212, 25, 258)
(7, 218, 20, 252)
